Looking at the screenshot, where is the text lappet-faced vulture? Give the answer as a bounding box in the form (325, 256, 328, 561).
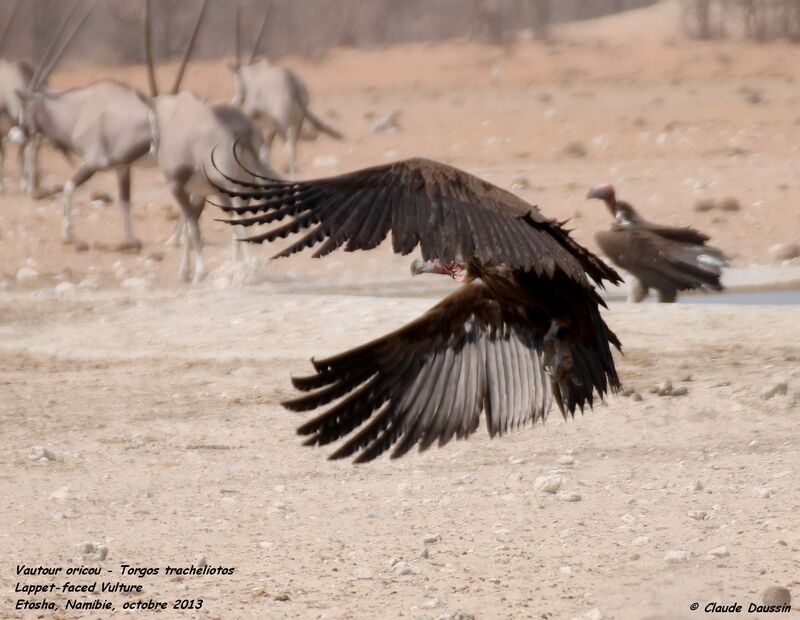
(588, 184, 727, 303)
(216, 157, 623, 462)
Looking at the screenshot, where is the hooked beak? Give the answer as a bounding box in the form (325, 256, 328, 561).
(410, 258, 426, 276)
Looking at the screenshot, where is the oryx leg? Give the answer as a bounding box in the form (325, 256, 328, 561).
(165, 212, 184, 247)
(21, 135, 40, 194)
(169, 186, 206, 283)
(259, 125, 278, 170)
(0, 136, 6, 193)
(219, 194, 251, 263)
(116, 166, 142, 251)
(286, 120, 302, 178)
(62, 164, 98, 243)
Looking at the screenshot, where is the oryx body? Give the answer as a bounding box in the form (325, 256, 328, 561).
(150, 91, 276, 282)
(18, 80, 151, 248)
(233, 59, 342, 176)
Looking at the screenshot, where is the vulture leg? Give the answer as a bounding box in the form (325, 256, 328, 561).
(657, 288, 677, 303)
(543, 319, 575, 384)
(628, 278, 649, 303)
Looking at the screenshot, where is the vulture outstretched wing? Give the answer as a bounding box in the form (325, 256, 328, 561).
(215, 157, 619, 288)
(216, 157, 622, 461)
(596, 228, 726, 294)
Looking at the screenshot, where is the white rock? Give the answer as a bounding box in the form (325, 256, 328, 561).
(707, 545, 729, 558)
(369, 111, 401, 134)
(195, 554, 207, 567)
(560, 565, 572, 575)
(768, 242, 800, 261)
(631, 536, 650, 546)
(620, 513, 635, 524)
(533, 474, 562, 494)
(423, 533, 441, 544)
(77, 542, 108, 561)
(121, 277, 152, 291)
(313, 155, 340, 169)
(53, 281, 76, 296)
(49, 485, 70, 501)
(353, 566, 373, 580)
(16, 267, 40, 281)
(559, 492, 582, 502)
(392, 561, 416, 575)
(28, 446, 56, 461)
(571, 608, 602, 620)
(752, 486, 774, 499)
(664, 550, 688, 563)
(687, 509, 708, 520)
(558, 455, 575, 465)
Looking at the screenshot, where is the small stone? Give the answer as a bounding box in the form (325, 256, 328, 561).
(560, 565, 572, 575)
(671, 385, 689, 396)
(423, 533, 441, 544)
(718, 197, 741, 212)
(195, 554, 207, 568)
(642, 479, 668, 490)
(420, 547, 429, 559)
(77, 542, 108, 561)
(620, 513, 635, 524)
(707, 545, 729, 558)
(664, 550, 688, 563)
(571, 608, 602, 620)
(16, 267, 40, 281)
(749, 439, 759, 449)
(249, 586, 267, 597)
(121, 277, 152, 291)
(392, 561, 416, 576)
(694, 198, 716, 212)
(631, 536, 650, 546)
(768, 242, 800, 262)
(687, 480, 704, 492)
(424, 596, 441, 608)
(54, 281, 76, 296)
(28, 446, 56, 461)
(49, 485, 70, 501)
(312, 155, 340, 170)
(533, 474, 562, 494)
(353, 566, 373, 580)
(761, 380, 788, 400)
(559, 492, 582, 502)
(369, 111, 401, 134)
(510, 176, 530, 191)
(558, 455, 575, 465)
(687, 509, 709, 520)
(762, 585, 791, 606)
(273, 593, 290, 602)
(752, 486, 774, 499)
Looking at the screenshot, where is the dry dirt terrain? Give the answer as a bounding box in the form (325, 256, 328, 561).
(1, 2, 800, 619)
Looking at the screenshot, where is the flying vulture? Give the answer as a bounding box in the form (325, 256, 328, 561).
(588, 184, 727, 303)
(215, 157, 622, 462)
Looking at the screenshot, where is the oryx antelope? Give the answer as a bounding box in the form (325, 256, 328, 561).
(231, 7, 342, 177)
(145, 0, 277, 282)
(16, 0, 154, 250)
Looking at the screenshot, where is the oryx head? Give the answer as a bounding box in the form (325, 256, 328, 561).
(229, 0, 272, 107)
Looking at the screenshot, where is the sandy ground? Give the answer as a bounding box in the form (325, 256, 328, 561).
(1, 1, 800, 618)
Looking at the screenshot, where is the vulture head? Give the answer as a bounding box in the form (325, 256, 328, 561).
(410, 258, 470, 282)
(587, 183, 617, 214)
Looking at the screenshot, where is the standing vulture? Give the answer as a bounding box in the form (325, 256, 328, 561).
(216, 157, 622, 462)
(588, 184, 727, 303)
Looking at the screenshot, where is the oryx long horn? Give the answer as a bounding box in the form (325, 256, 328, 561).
(28, 0, 82, 90)
(248, 0, 272, 64)
(234, 4, 241, 71)
(169, 0, 209, 95)
(144, 0, 159, 97)
(0, 0, 22, 53)
(32, 0, 98, 90)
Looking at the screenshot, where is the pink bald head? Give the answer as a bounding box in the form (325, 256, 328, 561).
(587, 183, 617, 214)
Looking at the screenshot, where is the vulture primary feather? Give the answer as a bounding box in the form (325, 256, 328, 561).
(216, 157, 622, 462)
